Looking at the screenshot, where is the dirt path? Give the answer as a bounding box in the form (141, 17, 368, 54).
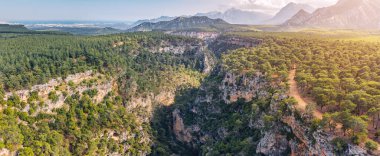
(288, 67, 323, 119)
(288, 67, 380, 152)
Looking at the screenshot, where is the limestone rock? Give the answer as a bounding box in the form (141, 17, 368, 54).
(172, 109, 192, 143)
(256, 132, 289, 155)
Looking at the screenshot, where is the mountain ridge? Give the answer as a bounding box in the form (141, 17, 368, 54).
(283, 9, 312, 26)
(128, 16, 233, 32)
(266, 2, 315, 25)
(195, 8, 271, 25)
(131, 16, 177, 27)
(285, 0, 380, 29)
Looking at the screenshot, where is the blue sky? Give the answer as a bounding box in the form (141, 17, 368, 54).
(0, 0, 337, 21)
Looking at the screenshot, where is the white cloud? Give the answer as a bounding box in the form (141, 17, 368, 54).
(224, 0, 338, 14)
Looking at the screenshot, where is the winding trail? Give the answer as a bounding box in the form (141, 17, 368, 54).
(288, 66, 380, 153)
(288, 66, 323, 119)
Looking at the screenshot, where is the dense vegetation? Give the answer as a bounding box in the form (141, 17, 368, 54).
(0, 32, 205, 91)
(0, 32, 208, 155)
(222, 33, 380, 152)
(294, 38, 380, 146)
(0, 92, 150, 155)
(2, 29, 380, 155)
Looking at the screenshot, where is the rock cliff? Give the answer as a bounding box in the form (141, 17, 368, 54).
(3, 71, 113, 116)
(169, 66, 368, 155)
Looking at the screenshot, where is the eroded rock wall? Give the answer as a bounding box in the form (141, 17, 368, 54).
(170, 68, 368, 155)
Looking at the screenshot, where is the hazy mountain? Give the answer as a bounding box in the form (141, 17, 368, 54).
(131, 16, 177, 27)
(282, 9, 312, 26)
(195, 11, 222, 19)
(0, 24, 30, 32)
(285, 0, 380, 29)
(266, 2, 315, 25)
(196, 8, 271, 25)
(128, 16, 232, 32)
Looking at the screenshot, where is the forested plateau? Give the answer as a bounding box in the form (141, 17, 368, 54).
(1, 31, 380, 156)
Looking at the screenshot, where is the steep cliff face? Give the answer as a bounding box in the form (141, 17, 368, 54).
(3, 71, 113, 116)
(168, 31, 220, 41)
(145, 39, 205, 55)
(119, 37, 216, 74)
(116, 38, 214, 124)
(169, 67, 368, 155)
(146, 39, 215, 74)
(166, 69, 277, 154)
(208, 35, 263, 57)
(220, 72, 270, 104)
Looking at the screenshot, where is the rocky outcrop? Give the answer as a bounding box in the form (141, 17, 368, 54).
(279, 116, 335, 156)
(4, 71, 94, 101)
(168, 31, 220, 40)
(209, 36, 263, 57)
(256, 132, 289, 155)
(141, 38, 215, 74)
(202, 54, 214, 74)
(169, 70, 276, 153)
(220, 72, 270, 104)
(170, 66, 369, 155)
(346, 144, 367, 155)
(172, 109, 193, 143)
(3, 71, 113, 115)
(102, 127, 151, 156)
(146, 40, 204, 55)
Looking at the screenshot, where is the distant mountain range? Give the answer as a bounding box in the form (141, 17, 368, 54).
(284, 0, 380, 29)
(131, 16, 177, 27)
(4, 0, 380, 34)
(133, 4, 310, 26)
(195, 8, 271, 25)
(128, 16, 234, 32)
(265, 2, 315, 25)
(130, 8, 272, 26)
(136, 0, 380, 30)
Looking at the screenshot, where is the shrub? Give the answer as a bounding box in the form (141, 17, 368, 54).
(365, 140, 378, 151)
(331, 137, 348, 154)
(310, 118, 321, 132)
(263, 115, 275, 129)
(351, 133, 368, 145)
(83, 89, 98, 98)
(375, 130, 380, 138)
(17, 147, 35, 156)
(68, 81, 75, 88)
(48, 91, 59, 103)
